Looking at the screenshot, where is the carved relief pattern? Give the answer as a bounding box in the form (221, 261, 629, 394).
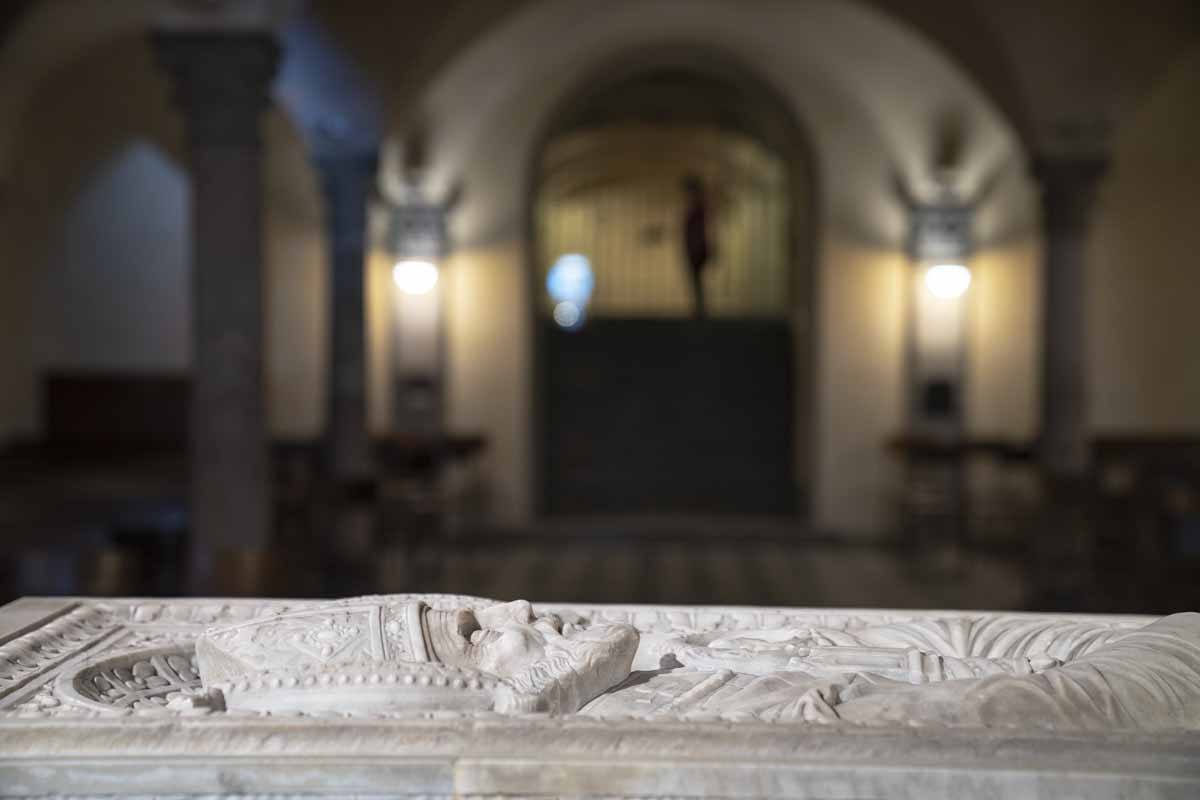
(0, 597, 1164, 728)
(122, 601, 316, 627)
(117, 629, 203, 651)
(36, 796, 457, 800)
(104, 598, 1147, 647)
(7, 682, 75, 718)
(202, 607, 380, 673)
(0, 605, 116, 699)
(20, 797, 763, 800)
(64, 646, 201, 712)
(546, 605, 1145, 649)
(119, 594, 493, 628)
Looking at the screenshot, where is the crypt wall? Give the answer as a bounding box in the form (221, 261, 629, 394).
(1088, 44, 1200, 432)
(412, 0, 1037, 533)
(1, 2, 1195, 538)
(0, 32, 187, 442)
(0, 32, 336, 443)
(0, 0, 1040, 536)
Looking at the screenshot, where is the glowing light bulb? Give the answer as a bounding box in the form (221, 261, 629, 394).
(392, 260, 439, 295)
(924, 264, 971, 299)
(546, 254, 594, 304)
(553, 300, 583, 329)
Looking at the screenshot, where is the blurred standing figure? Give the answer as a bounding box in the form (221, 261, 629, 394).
(682, 174, 712, 319)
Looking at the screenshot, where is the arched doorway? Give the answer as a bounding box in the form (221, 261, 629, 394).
(532, 55, 817, 517)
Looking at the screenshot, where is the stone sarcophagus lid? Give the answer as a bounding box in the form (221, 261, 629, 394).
(2, 595, 1199, 798)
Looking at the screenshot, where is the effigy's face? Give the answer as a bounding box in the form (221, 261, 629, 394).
(468, 616, 555, 676)
(424, 599, 640, 714)
(432, 600, 607, 678)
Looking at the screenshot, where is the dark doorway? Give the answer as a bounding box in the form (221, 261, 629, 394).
(534, 61, 813, 518)
(543, 318, 794, 514)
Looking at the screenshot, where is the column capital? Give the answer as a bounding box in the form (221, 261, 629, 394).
(1031, 156, 1109, 234)
(153, 32, 280, 147)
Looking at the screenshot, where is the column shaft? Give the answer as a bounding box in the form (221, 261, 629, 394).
(1035, 157, 1107, 478)
(318, 155, 377, 481)
(155, 34, 280, 568)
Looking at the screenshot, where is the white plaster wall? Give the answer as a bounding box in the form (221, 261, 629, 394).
(411, 0, 1033, 534)
(442, 244, 533, 523)
(0, 30, 187, 440)
(17, 118, 329, 440)
(263, 110, 329, 439)
(815, 238, 908, 534)
(33, 141, 190, 373)
(966, 241, 1042, 440)
(1088, 45, 1200, 433)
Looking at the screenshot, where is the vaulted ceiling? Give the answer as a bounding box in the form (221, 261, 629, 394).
(861, 0, 1200, 153)
(309, 0, 1200, 155)
(0, 0, 1197, 166)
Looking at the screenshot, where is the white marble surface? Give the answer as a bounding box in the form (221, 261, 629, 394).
(1, 595, 1198, 799)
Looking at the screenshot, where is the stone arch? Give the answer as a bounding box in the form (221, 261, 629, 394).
(0, 23, 332, 440)
(525, 43, 822, 516)
(369, 0, 1038, 532)
(529, 41, 821, 307)
(0, 30, 185, 437)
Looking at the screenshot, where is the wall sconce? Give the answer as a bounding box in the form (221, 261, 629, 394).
(393, 259, 439, 295)
(924, 263, 971, 299)
(910, 204, 972, 273)
(385, 197, 448, 434)
(906, 202, 974, 434)
(388, 199, 446, 272)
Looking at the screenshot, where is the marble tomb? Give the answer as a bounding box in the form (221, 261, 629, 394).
(1, 594, 1199, 798)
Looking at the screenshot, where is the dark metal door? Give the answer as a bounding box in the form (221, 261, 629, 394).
(542, 318, 795, 514)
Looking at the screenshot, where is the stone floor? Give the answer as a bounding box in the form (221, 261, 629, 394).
(379, 540, 1033, 611)
(8, 514, 1198, 615)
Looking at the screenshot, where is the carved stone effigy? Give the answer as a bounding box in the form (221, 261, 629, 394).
(1, 595, 1199, 798)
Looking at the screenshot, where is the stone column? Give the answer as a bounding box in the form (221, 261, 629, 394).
(1034, 157, 1107, 478)
(155, 33, 280, 588)
(316, 154, 377, 482)
(313, 155, 379, 596)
